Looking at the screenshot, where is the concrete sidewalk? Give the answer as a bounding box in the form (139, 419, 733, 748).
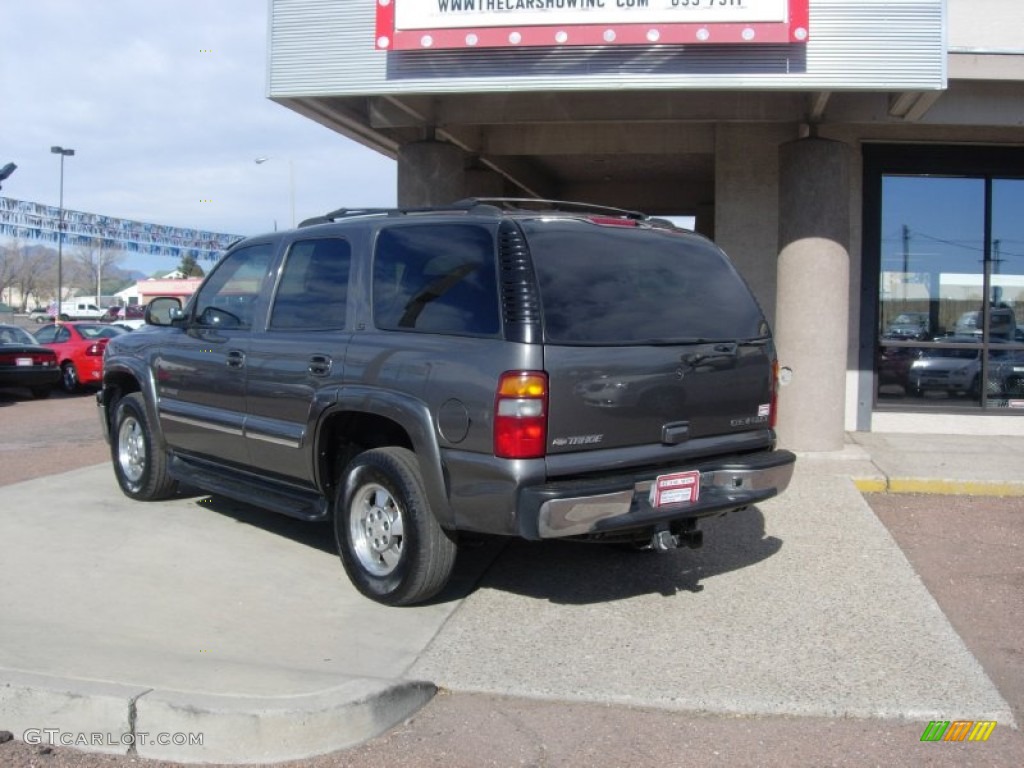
(1, 434, 1020, 763)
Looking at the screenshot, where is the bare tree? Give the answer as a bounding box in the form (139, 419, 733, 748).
(2, 239, 56, 309)
(71, 241, 124, 302)
(0, 243, 15, 304)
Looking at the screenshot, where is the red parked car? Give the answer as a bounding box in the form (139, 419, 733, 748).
(33, 322, 127, 393)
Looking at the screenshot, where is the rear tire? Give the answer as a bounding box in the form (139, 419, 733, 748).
(60, 362, 79, 393)
(111, 392, 177, 500)
(335, 447, 457, 606)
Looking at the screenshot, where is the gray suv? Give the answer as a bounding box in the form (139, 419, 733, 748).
(98, 200, 795, 605)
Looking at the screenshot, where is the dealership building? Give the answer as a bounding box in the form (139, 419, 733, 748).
(266, 0, 1023, 450)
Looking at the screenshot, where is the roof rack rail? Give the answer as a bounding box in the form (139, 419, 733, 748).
(297, 199, 651, 228)
(452, 197, 647, 221)
(298, 201, 501, 228)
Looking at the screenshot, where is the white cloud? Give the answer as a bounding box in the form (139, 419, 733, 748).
(0, 0, 397, 272)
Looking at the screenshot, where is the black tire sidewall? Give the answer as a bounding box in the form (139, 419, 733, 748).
(61, 362, 78, 393)
(336, 453, 422, 603)
(112, 393, 159, 499)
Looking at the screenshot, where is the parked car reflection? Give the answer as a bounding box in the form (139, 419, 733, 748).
(883, 311, 930, 341)
(907, 336, 1011, 398)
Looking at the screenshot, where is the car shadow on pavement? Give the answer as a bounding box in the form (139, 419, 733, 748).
(182, 489, 338, 555)
(182, 489, 511, 604)
(478, 505, 782, 605)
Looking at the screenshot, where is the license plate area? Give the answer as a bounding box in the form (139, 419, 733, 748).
(16, 357, 32, 367)
(649, 470, 701, 507)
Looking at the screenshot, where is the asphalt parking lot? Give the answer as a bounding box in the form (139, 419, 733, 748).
(0, 382, 1022, 767)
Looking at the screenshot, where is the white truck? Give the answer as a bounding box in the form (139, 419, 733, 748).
(56, 300, 106, 321)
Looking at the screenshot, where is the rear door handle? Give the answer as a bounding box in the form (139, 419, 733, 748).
(308, 354, 332, 376)
(226, 349, 246, 369)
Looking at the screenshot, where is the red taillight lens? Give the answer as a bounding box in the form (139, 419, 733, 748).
(86, 342, 105, 356)
(0, 352, 55, 366)
(494, 371, 548, 459)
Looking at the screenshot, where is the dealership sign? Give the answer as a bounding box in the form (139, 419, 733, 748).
(376, 0, 808, 50)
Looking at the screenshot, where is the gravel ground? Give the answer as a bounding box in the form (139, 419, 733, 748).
(1, 388, 1021, 766)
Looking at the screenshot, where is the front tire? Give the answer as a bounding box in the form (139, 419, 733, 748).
(335, 447, 457, 606)
(111, 392, 177, 500)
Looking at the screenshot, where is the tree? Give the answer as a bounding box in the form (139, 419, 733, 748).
(178, 253, 205, 278)
(0, 244, 15, 302)
(71, 242, 124, 301)
(6, 240, 55, 309)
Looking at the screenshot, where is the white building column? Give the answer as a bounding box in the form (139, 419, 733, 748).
(774, 137, 852, 451)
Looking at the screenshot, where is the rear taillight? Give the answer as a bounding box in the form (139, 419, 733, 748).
(494, 371, 548, 459)
(86, 342, 105, 356)
(0, 352, 55, 366)
(770, 359, 779, 429)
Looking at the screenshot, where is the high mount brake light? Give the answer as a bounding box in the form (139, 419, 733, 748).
(587, 216, 638, 227)
(494, 371, 548, 459)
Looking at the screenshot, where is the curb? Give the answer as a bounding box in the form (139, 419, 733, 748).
(0, 669, 435, 764)
(853, 476, 1024, 497)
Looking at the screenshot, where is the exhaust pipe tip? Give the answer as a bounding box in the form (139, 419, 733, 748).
(651, 530, 677, 552)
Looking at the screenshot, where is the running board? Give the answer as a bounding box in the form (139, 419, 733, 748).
(168, 455, 329, 521)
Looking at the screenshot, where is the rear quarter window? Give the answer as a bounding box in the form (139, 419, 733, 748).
(373, 224, 500, 337)
(524, 222, 767, 344)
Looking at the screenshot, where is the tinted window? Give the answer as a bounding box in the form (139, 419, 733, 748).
(270, 238, 350, 331)
(524, 222, 766, 344)
(373, 224, 500, 336)
(31, 325, 57, 343)
(193, 243, 274, 330)
(0, 326, 37, 345)
(74, 324, 124, 339)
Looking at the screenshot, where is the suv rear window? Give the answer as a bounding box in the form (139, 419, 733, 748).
(524, 222, 767, 344)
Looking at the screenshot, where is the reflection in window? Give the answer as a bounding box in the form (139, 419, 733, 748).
(193, 243, 274, 330)
(875, 173, 1024, 411)
(373, 224, 500, 336)
(270, 238, 350, 331)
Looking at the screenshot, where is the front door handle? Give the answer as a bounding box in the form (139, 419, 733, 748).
(308, 354, 332, 377)
(226, 349, 246, 369)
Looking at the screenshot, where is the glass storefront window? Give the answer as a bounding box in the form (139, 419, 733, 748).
(875, 174, 1024, 411)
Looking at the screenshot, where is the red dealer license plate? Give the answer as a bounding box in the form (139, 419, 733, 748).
(649, 470, 701, 507)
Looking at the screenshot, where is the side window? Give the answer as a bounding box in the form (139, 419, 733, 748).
(193, 243, 274, 330)
(270, 238, 350, 331)
(373, 224, 500, 336)
(33, 325, 56, 343)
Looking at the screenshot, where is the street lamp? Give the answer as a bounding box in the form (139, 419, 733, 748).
(0, 162, 16, 190)
(254, 156, 295, 228)
(51, 146, 75, 322)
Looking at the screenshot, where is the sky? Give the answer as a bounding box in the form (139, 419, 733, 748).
(0, 0, 398, 275)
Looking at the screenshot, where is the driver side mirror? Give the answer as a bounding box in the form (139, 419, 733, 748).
(145, 297, 183, 326)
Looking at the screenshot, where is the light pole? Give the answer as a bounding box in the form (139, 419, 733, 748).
(254, 156, 295, 228)
(51, 146, 75, 321)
